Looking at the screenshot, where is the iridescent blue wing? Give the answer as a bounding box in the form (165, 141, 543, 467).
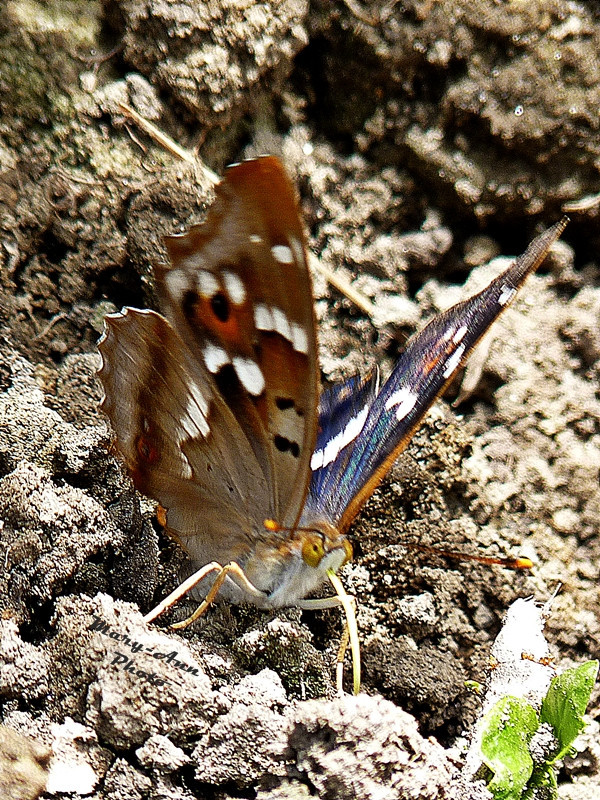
(302, 372, 380, 524)
(301, 218, 567, 534)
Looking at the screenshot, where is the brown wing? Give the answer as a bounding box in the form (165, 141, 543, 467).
(153, 156, 318, 529)
(98, 308, 272, 566)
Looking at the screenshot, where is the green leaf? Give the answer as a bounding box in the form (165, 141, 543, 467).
(465, 679, 484, 695)
(481, 696, 539, 800)
(540, 660, 599, 762)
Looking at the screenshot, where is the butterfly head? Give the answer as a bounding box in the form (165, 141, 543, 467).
(252, 519, 352, 608)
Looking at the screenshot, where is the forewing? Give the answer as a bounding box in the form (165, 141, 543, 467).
(154, 156, 318, 528)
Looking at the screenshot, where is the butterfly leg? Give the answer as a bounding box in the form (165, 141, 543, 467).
(143, 561, 267, 626)
(169, 562, 268, 629)
(332, 593, 361, 697)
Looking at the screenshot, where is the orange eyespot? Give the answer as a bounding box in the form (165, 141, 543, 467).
(302, 534, 325, 568)
(157, 505, 167, 528)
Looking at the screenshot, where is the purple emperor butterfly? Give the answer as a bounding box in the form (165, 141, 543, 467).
(98, 156, 567, 615)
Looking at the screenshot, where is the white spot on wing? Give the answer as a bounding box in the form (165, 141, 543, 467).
(181, 254, 205, 271)
(197, 270, 220, 298)
(442, 343, 466, 378)
(271, 307, 292, 341)
(184, 382, 210, 437)
(498, 284, 517, 306)
(254, 303, 273, 331)
(310, 406, 370, 471)
(289, 236, 305, 267)
(291, 322, 309, 354)
(233, 356, 265, 396)
(384, 388, 418, 421)
(453, 325, 468, 344)
(271, 244, 294, 265)
(249, 234, 262, 244)
(203, 342, 229, 373)
(222, 270, 246, 305)
(253, 303, 308, 353)
(178, 453, 193, 479)
(174, 382, 209, 478)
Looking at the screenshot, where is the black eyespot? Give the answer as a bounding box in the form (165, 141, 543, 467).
(275, 397, 294, 411)
(211, 291, 230, 323)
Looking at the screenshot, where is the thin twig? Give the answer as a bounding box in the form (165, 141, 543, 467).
(309, 253, 376, 318)
(116, 103, 375, 317)
(33, 312, 66, 341)
(117, 102, 219, 184)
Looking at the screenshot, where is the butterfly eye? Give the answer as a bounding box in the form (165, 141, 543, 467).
(301, 534, 325, 568)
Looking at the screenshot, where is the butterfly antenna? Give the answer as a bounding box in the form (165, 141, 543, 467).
(402, 542, 533, 570)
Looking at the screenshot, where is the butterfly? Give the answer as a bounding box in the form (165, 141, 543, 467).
(97, 155, 567, 616)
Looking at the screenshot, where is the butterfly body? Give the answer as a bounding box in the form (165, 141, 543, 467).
(97, 156, 566, 610)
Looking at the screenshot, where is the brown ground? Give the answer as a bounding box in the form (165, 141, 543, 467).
(1, 1, 599, 799)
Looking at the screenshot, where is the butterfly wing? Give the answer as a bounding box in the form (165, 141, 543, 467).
(98, 308, 271, 565)
(153, 156, 318, 529)
(98, 157, 319, 578)
(301, 372, 380, 526)
(304, 218, 568, 534)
